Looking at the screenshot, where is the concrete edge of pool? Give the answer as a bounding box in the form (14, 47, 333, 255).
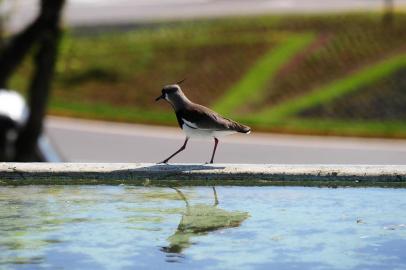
(1, 163, 406, 187)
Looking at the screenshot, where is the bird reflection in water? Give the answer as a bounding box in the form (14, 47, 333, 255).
(161, 187, 249, 261)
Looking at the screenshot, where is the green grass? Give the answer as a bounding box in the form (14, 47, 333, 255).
(9, 12, 406, 138)
(49, 99, 175, 125)
(213, 33, 314, 115)
(49, 28, 275, 110)
(255, 53, 406, 120)
(250, 118, 406, 138)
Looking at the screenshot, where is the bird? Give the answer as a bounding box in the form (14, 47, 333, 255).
(161, 187, 249, 255)
(155, 80, 251, 164)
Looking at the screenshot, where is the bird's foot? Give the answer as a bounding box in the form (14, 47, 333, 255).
(157, 160, 169, 164)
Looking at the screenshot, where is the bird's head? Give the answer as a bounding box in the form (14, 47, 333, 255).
(155, 84, 181, 102)
(155, 80, 189, 109)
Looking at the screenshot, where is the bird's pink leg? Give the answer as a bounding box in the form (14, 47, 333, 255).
(209, 138, 219, 164)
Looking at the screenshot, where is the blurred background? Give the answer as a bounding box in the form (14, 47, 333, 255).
(0, 0, 406, 164)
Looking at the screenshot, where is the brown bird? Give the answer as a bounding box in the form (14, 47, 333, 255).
(155, 81, 251, 164)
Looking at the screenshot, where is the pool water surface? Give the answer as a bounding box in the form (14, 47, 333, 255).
(0, 186, 405, 270)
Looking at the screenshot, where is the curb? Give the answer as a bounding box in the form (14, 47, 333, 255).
(1, 163, 406, 187)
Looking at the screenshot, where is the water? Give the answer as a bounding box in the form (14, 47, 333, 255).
(0, 186, 405, 270)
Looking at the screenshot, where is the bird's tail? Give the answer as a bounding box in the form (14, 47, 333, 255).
(231, 121, 251, 134)
(239, 124, 251, 134)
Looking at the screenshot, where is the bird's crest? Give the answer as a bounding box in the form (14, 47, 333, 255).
(176, 78, 186, 85)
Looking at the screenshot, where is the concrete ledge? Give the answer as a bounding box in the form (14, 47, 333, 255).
(1, 163, 406, 187)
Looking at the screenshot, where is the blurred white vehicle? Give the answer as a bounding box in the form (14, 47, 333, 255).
(0, 89, 61, 161)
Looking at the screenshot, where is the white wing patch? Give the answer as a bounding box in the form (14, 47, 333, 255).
(181, 118, 237, 138)
(182, 118, 199, 129)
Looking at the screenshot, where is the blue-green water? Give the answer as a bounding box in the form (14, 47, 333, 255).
(0, 186, 405, 270)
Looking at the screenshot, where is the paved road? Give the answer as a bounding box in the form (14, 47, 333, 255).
(45, 117, 406, 164)
(4, 0, 406, 32)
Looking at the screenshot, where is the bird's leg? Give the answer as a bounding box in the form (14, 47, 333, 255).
(212, 186, 219, 206)
(159, 137, 189, 164)
(171, 187, 190, 208)
(209, 138, 219, 164)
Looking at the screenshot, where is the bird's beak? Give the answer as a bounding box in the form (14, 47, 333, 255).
(155, 94, 164, 102)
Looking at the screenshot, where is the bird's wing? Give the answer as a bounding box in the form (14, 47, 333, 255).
(177, 104, 250, 133)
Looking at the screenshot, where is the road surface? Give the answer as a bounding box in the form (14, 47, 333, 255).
(3, 0, 406, 32)
(45, 117, 406, 164)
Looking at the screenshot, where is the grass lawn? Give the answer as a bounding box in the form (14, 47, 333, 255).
(213, 32, 315, 115)
(9, 12, 406, 138)
(256, 54, 406, 120)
